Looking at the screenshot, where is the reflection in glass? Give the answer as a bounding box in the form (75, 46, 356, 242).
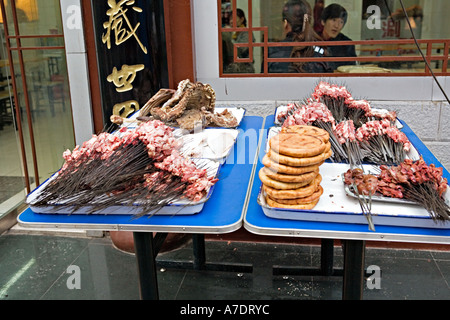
(219, 0, 450, 75)
(222, 1, 257, 74)
(0, 0, 74, 221)
(22, 49, 74, 182)
(0, 28, 24, 218)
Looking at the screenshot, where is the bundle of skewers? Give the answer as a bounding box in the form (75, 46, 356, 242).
(344, 157, 450, 226)
(355, 119, 412, 165)
(334, 120, 363, 167)
(276, 81, 447, 230)
(277, 81, 407, 166)
(29, 120, 218, 218)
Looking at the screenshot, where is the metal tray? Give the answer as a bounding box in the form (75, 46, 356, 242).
(257, 162, 450, 229)
(26, 159, 221, 216)
(341, 173, 416, 205)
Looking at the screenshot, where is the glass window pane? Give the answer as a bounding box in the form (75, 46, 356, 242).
(22, 49, 74, 182)
(0, 0, 73, 222)
(219, 0, 450, 76)
(0, 48, 25, 217)
(222, 1, 257, 74)
(20, 36, 65, 48)
(2, 0, 16, 37)
(16, 0, 62, 36)
(0, 48, 28, 219)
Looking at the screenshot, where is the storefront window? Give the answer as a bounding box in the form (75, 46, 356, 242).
(219, 0, 450, 76)
(0, 0, 74, 225)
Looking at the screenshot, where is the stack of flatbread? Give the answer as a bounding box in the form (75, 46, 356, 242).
(259, 125, 332, 210)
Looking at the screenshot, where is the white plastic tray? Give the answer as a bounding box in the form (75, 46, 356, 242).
(27, 159, 220, 216)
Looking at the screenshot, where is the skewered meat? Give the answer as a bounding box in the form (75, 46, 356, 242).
(343, 168, 378, 196)
(312, 81, 352, 101)
(335, 120, 356, 144)
(343, 157, 450, 222)
(282, 102, 336, 128)
(37, 120, 219, 216)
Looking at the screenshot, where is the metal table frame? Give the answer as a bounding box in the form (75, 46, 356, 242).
(18, 115, 264, 300)
(17, 113, 450, 300)
(243, 115, 450, 300)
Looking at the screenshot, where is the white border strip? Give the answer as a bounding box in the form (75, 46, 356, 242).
(60, 0, 95, 144)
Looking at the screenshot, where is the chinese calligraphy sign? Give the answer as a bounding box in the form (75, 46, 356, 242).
(107, 64, 145, 93)
(92, 0, 168, 126)
(101, 0, 148, 118)
(102, 0, 148, 54)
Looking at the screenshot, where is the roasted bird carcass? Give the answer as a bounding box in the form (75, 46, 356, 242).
(150, 80, 215, 122)
(136, 79, 238, 130)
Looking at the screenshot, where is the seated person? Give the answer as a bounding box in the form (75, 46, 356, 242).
(319, 3, 357, 70)
(225, 8, 255, 73)
(268, 0, 332, 74)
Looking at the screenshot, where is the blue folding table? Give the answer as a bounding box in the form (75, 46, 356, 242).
(244, 115, 450, 299)
(18, 115, 264, 300)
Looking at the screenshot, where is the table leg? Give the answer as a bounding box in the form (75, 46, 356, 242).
(342, 240, 365, 300)
(133, 232, 159, 300)
(192, 234, 206, 270)
(320, 238, 335, 276)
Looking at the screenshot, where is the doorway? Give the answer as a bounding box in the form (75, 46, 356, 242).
(0, 0, 75, 230)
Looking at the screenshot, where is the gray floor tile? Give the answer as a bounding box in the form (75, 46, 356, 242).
(1, 234, 449, 300)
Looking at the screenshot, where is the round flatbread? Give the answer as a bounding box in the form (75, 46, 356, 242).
(262, 154, 324, 174)
(281, 125, 330, 143)
(268, 148, 332, 167)
(263, 174, 322, 200)
(270, 133, 326, 158)
(259, 168, 315, 190)
(266, 196, 319, 210)
(268, 185, 324, 205)
(262, 166, 319, 183)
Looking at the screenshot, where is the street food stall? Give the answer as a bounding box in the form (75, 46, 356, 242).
(18, 80, 450, 300)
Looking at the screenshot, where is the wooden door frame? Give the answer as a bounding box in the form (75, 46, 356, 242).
(81, 0, 195, 133)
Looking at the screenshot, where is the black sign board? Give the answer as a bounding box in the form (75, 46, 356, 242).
(91, 0, 169, 128)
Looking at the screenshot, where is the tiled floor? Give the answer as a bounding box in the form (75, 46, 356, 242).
(0, 233, 449, 300)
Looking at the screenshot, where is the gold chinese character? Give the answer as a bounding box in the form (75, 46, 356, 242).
(102, 0, 148, 54)
(107, 64, 145, 93)
(112, 100, 140, 118)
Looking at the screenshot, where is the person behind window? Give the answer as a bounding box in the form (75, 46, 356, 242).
(313, 0, 324, 34)
(268, 0, 331, 73)
(319, 3, 357, 70)
(225, 8, 255, 73)
(222, 11, 234, 72)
